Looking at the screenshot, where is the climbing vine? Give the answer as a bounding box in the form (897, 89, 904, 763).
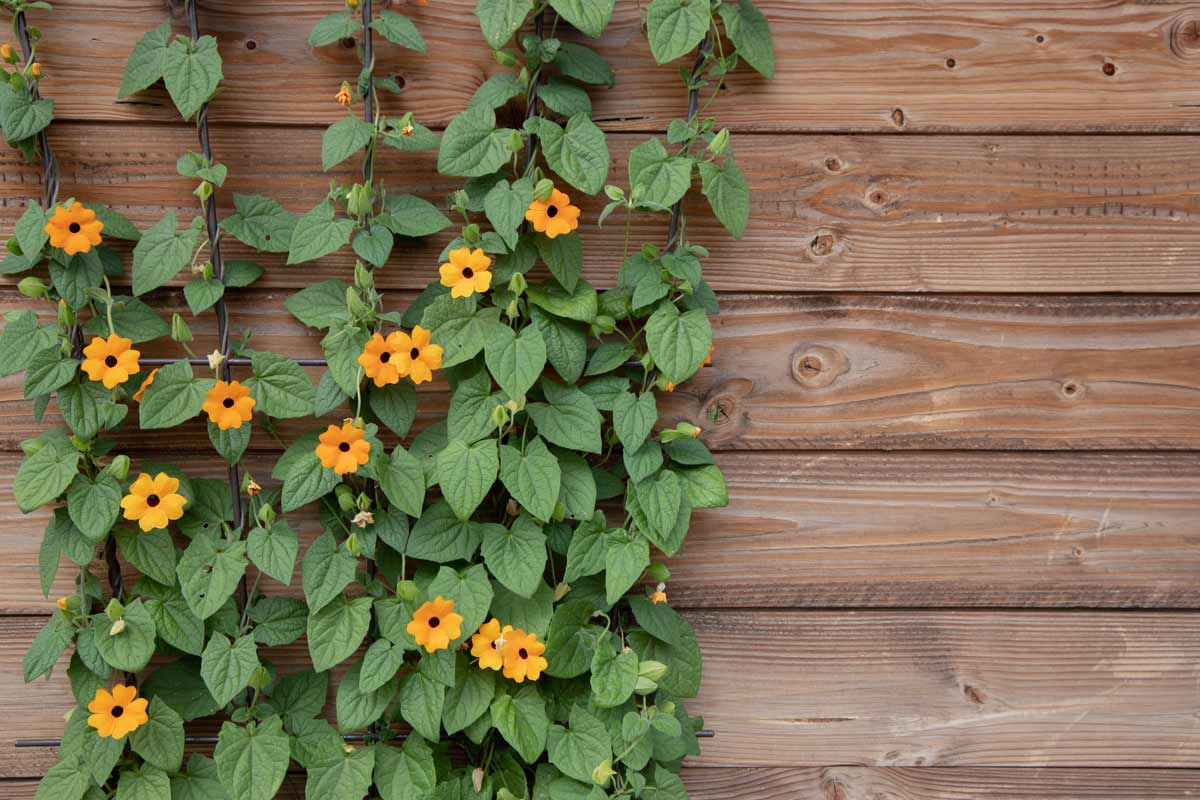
(5, 0, 774, 798)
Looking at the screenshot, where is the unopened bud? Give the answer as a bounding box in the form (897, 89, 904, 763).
(194, 180, 213, 203)
(491, 404, 508, 430)
(57, 299, 74, 327)
(707, 127, 730, 155)
(105, 454, 131, 481)
(504, 299, 519, 320)
(335, 484, 356, 512)
(507, 272, 527, 296)
(109, 618, 126, 636)
(345, 532, 361, 557)
(591, 759, 617, 786)
(493, 49, 518, 67)
(171, 313, 193, 343)
(463, 223, 481, 244)
(105, 598, 124, 622)
(471, 767, 484, 793)
(505, 498, 520, 517)
(506, 129, 524, 154)
(248, 665, 271, 690)
(533, 178, 554, 202)
(17, 276, 46, 298)
(257, 504, 276, 526)
(396, 580, 419, 602)
(638, 659, 668, 682)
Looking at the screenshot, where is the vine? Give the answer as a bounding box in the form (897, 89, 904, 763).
(5, 0, 775, 798)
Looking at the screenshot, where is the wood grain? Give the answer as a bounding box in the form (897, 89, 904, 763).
(21, 1, 1200, 132)
(3, 610, 1199, 774)
(4, 451, 1199, 613)
(4, 290, 1199, 451)
(7, 767, 1200, 798)
(4, 126, 1200, 293)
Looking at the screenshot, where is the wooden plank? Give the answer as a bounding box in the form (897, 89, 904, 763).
(3, 451, 1199, 613)
(4, 290, 1199, 451)
(3, 610, 1198, 774)
(4, 125, 1200, 292)
(7, 768, 1200, 798)
(21, 1, 1200, 132)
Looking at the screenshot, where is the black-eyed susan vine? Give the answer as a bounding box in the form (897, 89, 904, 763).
(8, 0, 774, 797)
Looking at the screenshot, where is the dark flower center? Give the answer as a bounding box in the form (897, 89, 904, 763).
(222, 397, 235, 408)
(546, 205, 558, 218)
(518, 648, 528, 659)
(338, 442, 350, 452)
(428, 616, 440, 628)
(462, 267, 474, 279)
(110, 705, 124, 718)
(104, 355, 118, 367)
(68, 222, 81, 233)
(379, 351, 391, 363)
(410, 347, 420, 359)
(146, 495, 160, 507)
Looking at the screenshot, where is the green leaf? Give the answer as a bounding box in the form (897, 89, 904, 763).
(287, 202, 354, 265)
(407, 500, 487, 562)
(130, 696, 185, 772)
(484, 179, 533, 250)
(526, 379, 602, 454)
(563, 513, 607, 583)
(309, 11, 359, 46)
(437, 437, 499, 520)
(14, 200, 48, 256)
(170, 754, 230, 800)
(48, 250, 103, 309)
(498, 437, 560, 524)
(627, 595, 701, 697)
(447, 366, 502, 445)
(132, 212, 200, 296)
(281, 447, 338, 513)
(372, 11, 427, 50)
(613, 390, 658, 451)
(553, 42, 614, 86)
(209, 420, 250, 465)
(92, 205, 143, 242)
(375, 736, 437, 800)
(301, 531, 357, 613)
(434, 306, 503, 369)
(379, 445, 425, 518)
(545, 600, 601, 678)
(285, 279, 349, 328)
(163, 35, 223, 120)
(548, 0, 613, 37)
(321, 325, 369, 396)
(645, 303, 712, 385)
(116, 527, 177, 585)
(531, 307, 586, 385)
(306, 741, 375, 799)
(426, 564, 494, 647)
(698, 156, 750, 239)
(141, 659, 220, 721)
(85, 296, 170, 343)
(176, 534, 248, 620)
(33, 757, 90, 800)
(23, 347, 77, 399)
(443, 656, 496, 734)
(220, 194, 295, 253)
(93, 598, 156, 672)
(14, 437, 80, 513)
(370, 381, 417, 437)
(526, 279, 597, 322)
(307, 595, 372, 672)
(399, 672, 445, 742)
(605, 530, 650, 604)
(590, 640, 638, 708)
(381, 194, 453, 237)
(676, 463, 728, 509)
(526, 114, 609, 195)
(201, 633, 260, 707)
(482, 513, 547, 598)
(352, 225, 393, 268)
(120, 21, 171, 97)
(536, 232, 583, 294)
(176, 151, 228, 186)
(116, 763, 170, 800)
(2, 92, 53, 142)
(475, 0, 532, 48)
(336, 660, 395, 731)
(23, 611, 73, 682)
(248, 351, 315, 419)
(213, 717, 290, 800)
(0, 310, 52, 377)
(719, 0, 776, 78)
(438, 104, 517, 178)
(646, 0, 711, 64)
(249, 596, 308, 647)
(140, 359, 215, 429)
(359, 639, 406, 694)
(184, 277, 224, 315)
(322, 116, 376, 171)
(264, 668, 327, 720)
(629, 138, 693, 208)
(470, 73, 524, 110)
(485, 323, 546, 400)
(247, 521, 298, 584)
(537, 76, 592, 118)
(548, 705, 612, 783)
(145, 587, 204, 655)
(491, 685, 549, 763)
(490, 580, 554, 640)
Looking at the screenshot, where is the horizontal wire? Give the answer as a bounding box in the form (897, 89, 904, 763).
(14, 729, 715, 747)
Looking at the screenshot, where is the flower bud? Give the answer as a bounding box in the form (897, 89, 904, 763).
(707, 127, 730, 155)
(396, 579, 419, 602)
(551, 501, 566, 523)
(6, 237, 20, 254)
(591, 760, 617, 786)
(29, 62, 40, 79)
(604, 185, 625, 202)
(105, 454, 131, 481)
(491, 404, 508, 430)
(257, 504, 276, 526)
(553, 582, 572, 601)
(105, 598, 125, 622)
(641, 243, 660, 261)
(345, 0, 359, 8)
(493, 49, 518, 67)
(533, 178, 554, 202)
(590, 315, 616, 336)
(634, 676, 658, 696)
(354, 260, 373, 292)
(346, 183, 374, 217)
(207, 348, 226, 372)
(248, 665, 271, 690)
(19, 437, 45, 457)
(352, 509, 374, 528)
(463, 223, 481, 244)
(646, 562, 671, 582)
(17, 276, 47, 298)
(639, 659, 668, 682)
(506, 129, 524, 154)
(346, 285, 371, 319)
(57, 299, 75, 327)
(345, 532, 361, 557)
(171, 312, 193, 343)
(335, 484, 356, 512)
(109, 618, 126, 636)
(194, 180, 213, 203)
(56, 596, 69, 612)
(0, 44, 12, 63)
(504, 298, 519, 320)
(507, 272, 527, 296)
(471, 768, 485, 793)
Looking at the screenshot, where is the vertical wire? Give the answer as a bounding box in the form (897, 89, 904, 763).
(665, 32, 711, 252)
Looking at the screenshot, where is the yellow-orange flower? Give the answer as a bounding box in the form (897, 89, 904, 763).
(439, 247, 492, 299)
(81, 334, 140, 389)
(407, 596, 463, 653)
(29, 61, 40, 78)
(651, 582, 668, 604)
(120, 472, 187, 532)
(336, 82, 352, 106)
(132, 367, 158, 403)
(202, 380, 255, 430)
(0, 44, 12, 61)
(501, 628, 547, 683)
(315, 422, 370, 475)
(56, 596, 69, 611)
(665, 381, 676, 392)
(44, 202, 103, 255)
(391, 325, 442, 385)
(703, 345, 714, 367)
(525, 188, 580, 239)
(87, 684, 149, 739)
(470, 618, 511, 671)
(358, 331, 407, 387)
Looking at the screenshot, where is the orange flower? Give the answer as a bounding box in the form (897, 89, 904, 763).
(358, 331, 407, 387)
(132, 367, 158, 403)
(336, 82, 352, 106)
(391, 325, 442, 385)
(439, 247, 492, 299)
(651, 582, 668, 604)
(0, 44, 12, 61)
(120, 472, 187, 532)
(315, 422, 370, 475)
(665, 381, 676, 392)
(87, 684, 149, 739)
(703, 345, 714, 367)
(81, 334, 140, 389)
(202, 380, 255, 430)
(56, 596, 69, 611)
(470, 618, 511, 671)
(525, 188, 580, 239)
(44, 202, 104, 255)
(407, 596, 463, 653)
(501, 628, 547, 683)
(29, 61, 40, 78)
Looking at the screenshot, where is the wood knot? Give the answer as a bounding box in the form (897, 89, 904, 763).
(866, 187, 889, 208)
(699, 379, 752, 441)
(1169, 17, 1200, 59)
(963, 684, 986, 705)
(791, 345, 847, 389)
(820, 778, 848, 800)
(890, 108, 906, 128)
(1060, 379, 1084, 400)
(809, 231, 837, 258)
(1101, 61, 1117, 76)
(824, 156, 843, 172)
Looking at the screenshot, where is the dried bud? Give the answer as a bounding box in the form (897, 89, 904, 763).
(352, 509, 374, 528)
(246, 478, 262, 496)
(553, 582, 572, 601)
(471, 767, 485, 793)
(109, 618, 126, 636)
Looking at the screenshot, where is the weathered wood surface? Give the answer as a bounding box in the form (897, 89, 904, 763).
(22, 1, 1200, 132)
(5, 451, 1200, 613)
(3, 126, 1200, 293)
(3, 610, 1199, 774)
(7, 767, 1200, 798)
(3, 290, 1199, 451)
